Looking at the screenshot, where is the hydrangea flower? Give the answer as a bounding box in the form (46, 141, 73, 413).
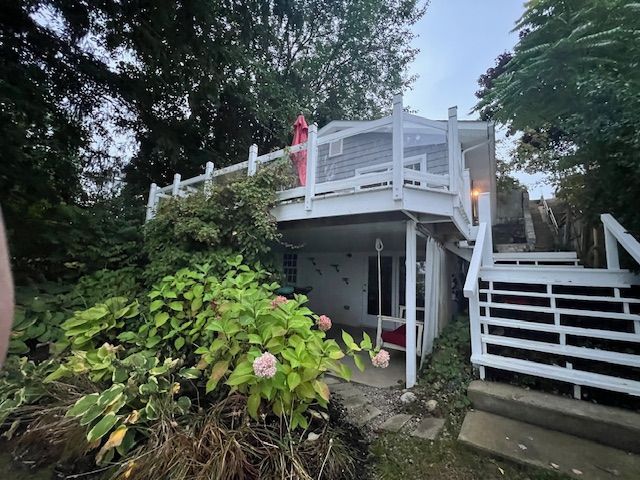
(253, 352, 277, 378)
(371, 349, 390, 368)
(270, 295, 288, 309)
(316, 315, 332, 332)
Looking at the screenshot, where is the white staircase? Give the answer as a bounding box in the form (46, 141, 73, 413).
(465, 194, 640, 398)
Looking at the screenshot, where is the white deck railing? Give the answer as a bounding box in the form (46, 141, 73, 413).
(145, 95, 471, 223)
(464, 198, 640, 397)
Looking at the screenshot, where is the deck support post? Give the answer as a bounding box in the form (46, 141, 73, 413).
(478, 192, 493, 266)
(405, 219, 417, 388)
(172, 174, 181, 197)
(392, 94, 404, 201)
(423, 238, 436, 359)
(447, 106, 459, 192)
(462, 168, 472, 222)
(145, 183, 157, 221)
(304, 124, 318, 211)
(247, 144, 258, 176)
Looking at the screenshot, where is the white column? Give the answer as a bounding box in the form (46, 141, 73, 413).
(172, 173, 181, 197)
(304, 124, 318, 211)
(423, 238, 436, 358)
(447, 106, 459, 192)
(405, 219, 417, 388)
(204, 161, 214, 197)
(603, 225, 620, 269)
(145, 183, 157, 221)
(247, 144, 258, 176)
(477, 192, 493, 265)
(462, 169, 472, 222)
(392, 94, 404, 201)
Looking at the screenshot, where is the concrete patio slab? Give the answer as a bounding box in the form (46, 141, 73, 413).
(326, 325, 405, 388)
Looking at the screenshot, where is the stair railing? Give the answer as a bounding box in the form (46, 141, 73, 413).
(463, 192, 493, 375)
(540, 195, 559, 235)
(601, 214, 640, 269)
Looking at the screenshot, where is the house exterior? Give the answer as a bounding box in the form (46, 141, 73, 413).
(146, 94, 640, 399)
(146, 95, 493, 388)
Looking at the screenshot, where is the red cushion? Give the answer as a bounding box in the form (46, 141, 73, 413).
(381, 324, 407, 347)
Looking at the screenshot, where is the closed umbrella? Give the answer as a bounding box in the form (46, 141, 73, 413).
(291, 114, 308, 186)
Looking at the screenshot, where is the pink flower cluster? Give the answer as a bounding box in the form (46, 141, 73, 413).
(270, 295, 288, 309)
(316, 314, 332, 332)
(253, 352, 277, 378)
(371, 349, 390, 368)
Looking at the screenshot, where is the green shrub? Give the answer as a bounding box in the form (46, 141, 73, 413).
(3, 257, 385, 474)
(142, 160, 295, 283)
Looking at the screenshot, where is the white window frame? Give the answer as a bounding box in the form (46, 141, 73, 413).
(328, 139, 343, 157)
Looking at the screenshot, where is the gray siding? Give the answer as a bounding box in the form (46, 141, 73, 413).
(316, 132, 448, 183)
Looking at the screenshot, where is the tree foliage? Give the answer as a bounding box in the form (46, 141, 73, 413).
(1, 0, 425, 280)
(475, 0, 640, 232)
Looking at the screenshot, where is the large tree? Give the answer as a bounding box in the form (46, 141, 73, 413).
(1, 0, 424, 279)
(476, 0, 640, 234)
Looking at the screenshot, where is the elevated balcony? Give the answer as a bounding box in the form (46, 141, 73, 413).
(145, 95, 492, 241)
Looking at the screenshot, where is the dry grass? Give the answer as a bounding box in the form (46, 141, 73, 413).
(117, 394, 364, 480)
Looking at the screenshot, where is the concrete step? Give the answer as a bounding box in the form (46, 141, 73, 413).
(459, 410, 640, 480)
(468, 381, 640, 453)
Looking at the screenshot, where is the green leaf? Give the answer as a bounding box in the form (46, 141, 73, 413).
(67, 393, 99, 417)
(174, 337, 185, 350)
(287, 371, 301, 391)
(206, 360, 230, 393)
(179, 367, 201, 379)
(155, 312, 170, 327)
(191, 297, 203, 312)
(150, 300, 164, 313)
(248, 333, 263, 345)
(338, 363, 352, 381)
(353, 353, 365, 372)
(342, 330, 361, 351)
(86, 413, 119, 443)
(44, 365, 69, 383)
(360, 332, 373, 350)
(247, 393, 260, 419)
(176, 396, 191, 413)
(313, 380, 330, 402)
(169, 302, 183, 311)
(97, 385, 125, 408)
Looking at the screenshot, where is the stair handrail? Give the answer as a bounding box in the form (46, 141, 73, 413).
(464, 222, 488, 297)
(541, 195, 559, 234)
(601, 214, 640, 269)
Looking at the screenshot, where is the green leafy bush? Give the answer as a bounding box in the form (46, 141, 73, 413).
(142, 160, 294, 283)
(3, 257, 385, 476)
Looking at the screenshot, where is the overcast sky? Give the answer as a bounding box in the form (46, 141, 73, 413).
(405, 0, 554, 197)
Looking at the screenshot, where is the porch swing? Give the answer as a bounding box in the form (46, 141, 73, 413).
(374, 238, 426, 357)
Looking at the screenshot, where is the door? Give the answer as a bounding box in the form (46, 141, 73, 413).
(363, 256, 393, 326)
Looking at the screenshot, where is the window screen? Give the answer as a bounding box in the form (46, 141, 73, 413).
(283, 253, 298, 284)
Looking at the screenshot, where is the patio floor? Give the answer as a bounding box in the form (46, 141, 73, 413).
(327, 324, 406, 388)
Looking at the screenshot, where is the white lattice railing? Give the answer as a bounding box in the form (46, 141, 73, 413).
(465, 200, 640, 398)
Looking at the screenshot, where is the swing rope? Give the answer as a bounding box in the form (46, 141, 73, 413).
(375, 238, 384, 348)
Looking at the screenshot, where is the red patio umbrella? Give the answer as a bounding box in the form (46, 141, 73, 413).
(291, 114, 308, 186)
